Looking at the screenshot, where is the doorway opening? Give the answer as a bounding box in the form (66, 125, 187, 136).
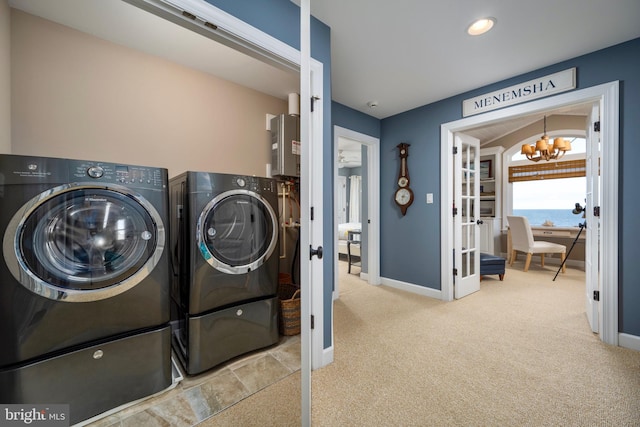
(441, 82, 619, 346)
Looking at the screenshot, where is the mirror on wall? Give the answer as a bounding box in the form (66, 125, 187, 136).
(335, 137, 366, 288)
(337, 138, 363, 224)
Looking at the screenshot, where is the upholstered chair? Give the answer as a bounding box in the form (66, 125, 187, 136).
(507, 216, 567, 273)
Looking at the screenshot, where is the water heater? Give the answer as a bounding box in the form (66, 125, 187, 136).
(270, 114, 300, 177)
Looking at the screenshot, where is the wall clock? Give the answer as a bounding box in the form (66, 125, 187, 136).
(394, 143, 414, 216)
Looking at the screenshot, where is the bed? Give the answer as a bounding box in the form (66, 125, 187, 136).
(337, 222, 361, 258)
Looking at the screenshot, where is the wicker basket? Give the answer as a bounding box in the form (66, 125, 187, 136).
(278, 282, 301, 336)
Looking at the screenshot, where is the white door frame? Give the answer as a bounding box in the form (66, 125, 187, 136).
(441, 81, 619, 346)
(333, 125, 381, 296)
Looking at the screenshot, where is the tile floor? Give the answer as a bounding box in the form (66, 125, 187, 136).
(83, 335, 300, 427)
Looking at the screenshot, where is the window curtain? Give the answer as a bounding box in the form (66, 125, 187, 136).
(349, 175, 361, 223)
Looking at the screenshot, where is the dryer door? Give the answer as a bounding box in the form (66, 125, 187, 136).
(198, 189, 278, 274)
(3, 184, 165, 302)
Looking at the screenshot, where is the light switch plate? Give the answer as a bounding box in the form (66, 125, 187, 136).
(426, 193, 433, 204)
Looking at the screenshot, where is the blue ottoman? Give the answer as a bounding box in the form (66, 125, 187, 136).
(480, 253, 505, 281)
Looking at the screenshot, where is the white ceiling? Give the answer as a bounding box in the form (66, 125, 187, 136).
(304, 0, 640, 120)
(9, 0, 640, 144)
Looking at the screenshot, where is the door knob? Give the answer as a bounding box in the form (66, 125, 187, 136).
(309, 245, 323, 260)
(477, 219, 484, 225)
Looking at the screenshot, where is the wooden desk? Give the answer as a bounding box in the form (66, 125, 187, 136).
(531, 226, 586, 240)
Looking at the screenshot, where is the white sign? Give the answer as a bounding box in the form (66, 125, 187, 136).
(463, 68, 576, 117)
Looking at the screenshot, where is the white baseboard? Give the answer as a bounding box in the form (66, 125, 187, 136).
(618, 333, 640, 351)
(380, 277, 442, 300)
(313, 345, 333, 370)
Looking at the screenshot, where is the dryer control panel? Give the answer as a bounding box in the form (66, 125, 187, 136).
(232, 175, 276, 193)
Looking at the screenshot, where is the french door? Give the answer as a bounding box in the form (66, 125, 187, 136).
(454, 133, 481, 299)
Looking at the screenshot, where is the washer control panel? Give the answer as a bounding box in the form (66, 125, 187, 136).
(70, 160, 166, 188)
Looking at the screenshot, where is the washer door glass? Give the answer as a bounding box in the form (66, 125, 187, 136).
(20, 189, 157, 290)
(200, 192, 276, 273)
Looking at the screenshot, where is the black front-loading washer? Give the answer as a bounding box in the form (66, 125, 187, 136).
(0, 154, 172, 424)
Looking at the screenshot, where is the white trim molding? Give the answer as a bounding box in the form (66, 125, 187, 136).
(380, 277, 442, 300)
(322, 345, 335, 367)
(618, 333, 640, 352)
(598, 81, 619, 345)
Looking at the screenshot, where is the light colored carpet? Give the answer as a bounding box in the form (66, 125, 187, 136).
(200, 262, 640, 426)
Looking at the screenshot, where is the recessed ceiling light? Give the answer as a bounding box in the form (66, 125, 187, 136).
(467, 17, 496, 36)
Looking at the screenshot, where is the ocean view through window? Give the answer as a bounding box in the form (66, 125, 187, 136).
(512, 177, 586, 227)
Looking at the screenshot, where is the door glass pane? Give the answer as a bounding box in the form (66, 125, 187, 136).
(468, 174, 476, 197)
(464, 224, 475, 249)
(462, 251, 468, 277)
(462, 224, 469, 250)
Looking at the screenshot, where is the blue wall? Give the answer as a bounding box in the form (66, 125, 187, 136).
(332, 102, 381, 139)
(381, 38, 640, 336)
(203, 0, 300, 48)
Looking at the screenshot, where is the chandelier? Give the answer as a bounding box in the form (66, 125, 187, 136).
(520, 116, 572, 162)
